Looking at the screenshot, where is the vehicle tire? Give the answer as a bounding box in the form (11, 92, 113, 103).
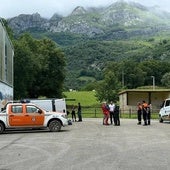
(159, 116, 163, 123)
(49, 120, 61, 132)
(0, 122, 5, 134)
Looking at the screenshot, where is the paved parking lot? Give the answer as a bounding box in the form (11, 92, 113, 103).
(0, 118, 170, 170)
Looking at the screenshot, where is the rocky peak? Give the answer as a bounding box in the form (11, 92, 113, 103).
(50, 13, 62, 22)
(7, 1, 170, 36)
(8, 13, 49, 34)
(71, 6, 87, 16)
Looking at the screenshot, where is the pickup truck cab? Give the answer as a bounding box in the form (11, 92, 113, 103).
(159, 98, 170, 123)
(0, 103, 68, 133)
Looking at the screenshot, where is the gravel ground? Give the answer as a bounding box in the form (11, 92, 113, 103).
(0, 118, 170, 170)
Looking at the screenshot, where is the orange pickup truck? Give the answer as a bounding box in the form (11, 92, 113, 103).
(0, 102, 68, 133)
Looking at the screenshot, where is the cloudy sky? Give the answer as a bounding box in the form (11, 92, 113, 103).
(0, 0, 170, 19)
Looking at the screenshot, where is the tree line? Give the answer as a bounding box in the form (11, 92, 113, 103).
(95, 60, 170, 102)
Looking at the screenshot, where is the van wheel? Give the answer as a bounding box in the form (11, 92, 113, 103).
(159, 116, 163, 123)
(0, 123, 5, 134)
(49, 120, 61, 132)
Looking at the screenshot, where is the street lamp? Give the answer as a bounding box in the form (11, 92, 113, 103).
(151, 76, 155, 90)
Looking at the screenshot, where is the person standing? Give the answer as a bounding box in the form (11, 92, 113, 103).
(101, 102, 110, 125)
(147, 103, 152, 125)
(71, 105, 76, 122)
(113, 105, 120, 126)
(142, 100, 148, 126)
(77, 102, 82, 122)
(137, 102, 142, 125)
(109, 101, 115, 124)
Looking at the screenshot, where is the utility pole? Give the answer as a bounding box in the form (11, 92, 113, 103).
(151, 76, 155, 90)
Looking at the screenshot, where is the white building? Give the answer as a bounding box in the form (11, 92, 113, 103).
(0, 19, 14, 109)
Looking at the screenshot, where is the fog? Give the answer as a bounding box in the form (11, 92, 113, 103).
(0, 0, 170, 19)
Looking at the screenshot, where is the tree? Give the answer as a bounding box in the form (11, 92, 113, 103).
(161, 72, 170, 88)
(118, 61, 146, 89)
(95, 71, 121, 102)
(14, 34, 66, 99)
(13, 38, 35, 99)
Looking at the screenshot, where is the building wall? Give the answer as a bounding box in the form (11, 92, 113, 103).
(0, 82, 13, 109)
(0, 19, 14, 109)
(119, 91, 170, 113)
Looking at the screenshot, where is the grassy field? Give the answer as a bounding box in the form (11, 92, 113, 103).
(63, 91, 159, 119)
(64, 91, 100, 107)
(64, 91, 102, 118)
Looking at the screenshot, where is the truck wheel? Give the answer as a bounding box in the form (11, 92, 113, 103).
(159, 116, 163, 123)
(0, 122, 5, 134)
(49, 120, 61, 132)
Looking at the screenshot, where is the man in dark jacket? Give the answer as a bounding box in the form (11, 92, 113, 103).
(113, 105, 120, 126)
(77, 102, 82, 122)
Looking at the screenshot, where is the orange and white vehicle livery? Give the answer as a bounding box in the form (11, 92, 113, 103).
(0, 103, 69, 133)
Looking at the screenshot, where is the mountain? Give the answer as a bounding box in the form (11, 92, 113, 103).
(6, 0, 170, 90)
(7, 1, 170, 37)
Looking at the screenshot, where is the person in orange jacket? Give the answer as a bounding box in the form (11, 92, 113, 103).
(142, 101, 148, 126)
(101, 102, 110, 125)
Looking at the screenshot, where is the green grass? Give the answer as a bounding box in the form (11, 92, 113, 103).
(64, 91, 100, 107)
(78, 76, 96, 82)
(64, 91, 159, 120)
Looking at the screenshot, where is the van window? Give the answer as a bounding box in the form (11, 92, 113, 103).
(165, 100, 170, 107)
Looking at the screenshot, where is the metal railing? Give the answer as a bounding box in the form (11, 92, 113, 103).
(66, 106, 160, 119)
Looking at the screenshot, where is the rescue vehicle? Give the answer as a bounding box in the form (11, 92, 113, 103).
(0, 102, 69, 133)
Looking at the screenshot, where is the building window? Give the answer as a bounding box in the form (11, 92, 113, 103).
(5, 43, 7, 56)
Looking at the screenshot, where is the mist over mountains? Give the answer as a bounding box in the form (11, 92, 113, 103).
(7, 1, 170, 38)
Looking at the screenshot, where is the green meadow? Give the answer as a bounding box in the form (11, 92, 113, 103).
(64, 91, 102, 118)
(64, 91, 100, 107)
(63, 91, 159, 119)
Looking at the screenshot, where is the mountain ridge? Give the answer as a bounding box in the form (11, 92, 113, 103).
(5, 0, 170, 90)
(7, 0, 170, 37)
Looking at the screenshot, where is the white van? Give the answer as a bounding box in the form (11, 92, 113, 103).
(159, 98, 170, 123)
(2, 98, 67, 113)
(29, 98, 67, 113)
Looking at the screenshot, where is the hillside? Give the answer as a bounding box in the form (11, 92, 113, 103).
(6, 0, 170, 90)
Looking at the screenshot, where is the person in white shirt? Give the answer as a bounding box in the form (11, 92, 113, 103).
(109, 101, 115, 125)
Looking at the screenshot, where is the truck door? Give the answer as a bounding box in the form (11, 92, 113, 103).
(9, 105, 26, 126)
(25, 105, 44, 126)
(160, 99, 170, 118)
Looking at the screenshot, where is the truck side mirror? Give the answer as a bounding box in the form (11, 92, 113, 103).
(38, 109, 42, 114)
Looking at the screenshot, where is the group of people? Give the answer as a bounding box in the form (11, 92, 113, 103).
(101, 100, 151, 126)
(71, 102, 82, 122)
(137, 100, 151, 126)
(70, 100, 151, 126)
(101, 101, 120, 126)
